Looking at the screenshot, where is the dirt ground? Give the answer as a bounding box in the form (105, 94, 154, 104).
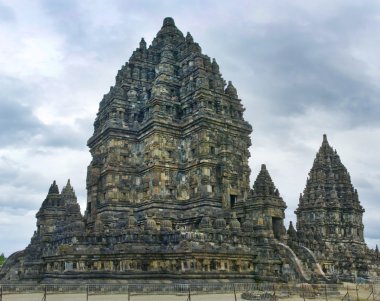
(0, 293, 352, 301)
(0, 292, 244, 301)
(1, 283, 378, 301)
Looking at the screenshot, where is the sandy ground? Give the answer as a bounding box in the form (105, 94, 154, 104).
(0, 292, 260, 300)
(0, 293, 348, 301)
(1, 284, 378, 301)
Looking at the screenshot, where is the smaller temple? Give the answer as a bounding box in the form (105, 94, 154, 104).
(36, 180, 84, 241)
(243, 164, 288, 278)
(290, 135, 369, 278)
(0, 180, 84, 281)
(246, 164, 287, 241)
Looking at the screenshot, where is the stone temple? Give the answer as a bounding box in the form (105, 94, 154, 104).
(1, 17, 379, 283)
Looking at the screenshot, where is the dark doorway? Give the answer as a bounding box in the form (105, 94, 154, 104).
(230, 195, 237, 208)
(272, 217, 283, 239)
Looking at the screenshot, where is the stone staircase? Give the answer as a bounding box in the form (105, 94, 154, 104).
(275, 241, 330, 283)
(0, 250, 24, 281)
(275, 242, 312, 282)
(297, 245, 330, 282)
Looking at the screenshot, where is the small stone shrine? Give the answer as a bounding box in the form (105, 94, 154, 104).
(1, 17, 378, 283)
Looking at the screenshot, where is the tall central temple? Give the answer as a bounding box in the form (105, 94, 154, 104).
(1, 18, 378, 283)
(86, 16, 252, 229)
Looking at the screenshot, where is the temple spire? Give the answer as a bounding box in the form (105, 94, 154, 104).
(322, 133, 329, 146)
(225, 81, 238, 98)
(48, 180, 59, 194)
(287, 221, 297, 238)
(162, 17, 175, 27)
(61, 179, 77, 204)
(185, 32, 193, 43)
(139, 37, 146, 50)
(252, 164, 278, 197)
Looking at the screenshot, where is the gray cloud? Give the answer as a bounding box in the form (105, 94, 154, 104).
(0, 156, 20, 182)
(40, 0, 139, 59)
(0, 168, 45, 212)
(41, 0, 85, 44)
(248, 28, 377, 122)
(33, 120, 91, 149)
(199, 2, 380, 130)
(0, 77, 42, 145)
(0, 76, 92, 149)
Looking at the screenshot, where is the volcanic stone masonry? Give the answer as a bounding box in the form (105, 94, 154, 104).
(1, 17, 379, 283)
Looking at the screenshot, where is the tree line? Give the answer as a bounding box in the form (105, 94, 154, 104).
(0, 253, 6, 265)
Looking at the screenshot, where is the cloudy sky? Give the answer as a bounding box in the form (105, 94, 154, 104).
(0, 0, 379, 256)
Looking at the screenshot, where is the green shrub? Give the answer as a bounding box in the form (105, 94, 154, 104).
(0, 253, 6, 265)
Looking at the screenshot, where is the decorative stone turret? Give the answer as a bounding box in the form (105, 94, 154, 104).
(214, 217, 227, 230)
(160, 219, 173, 232)
(229, 213, 241, 231)
(246, 164, 287, 241)
(35, 180, 83, 240)
(144, 214, 157, 231)
(225, 81, 238, 98)
(61, 179, 76, 204)
(199, 215, 213, 230)
(61, 179, 83, 224)
(287, 221, 297, 240)
(36, 181, 65, 239)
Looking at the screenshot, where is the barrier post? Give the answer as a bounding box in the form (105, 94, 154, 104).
(367, 285, 373, 300)
(356, 285, 359, 301)
(41, 286, 47, 301)
(302, 284, 306, 301)
(373, 285, 375, 301)
(342, 286, 349, 301)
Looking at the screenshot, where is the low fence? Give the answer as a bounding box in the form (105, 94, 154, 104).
(0, 282, 379, 301)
